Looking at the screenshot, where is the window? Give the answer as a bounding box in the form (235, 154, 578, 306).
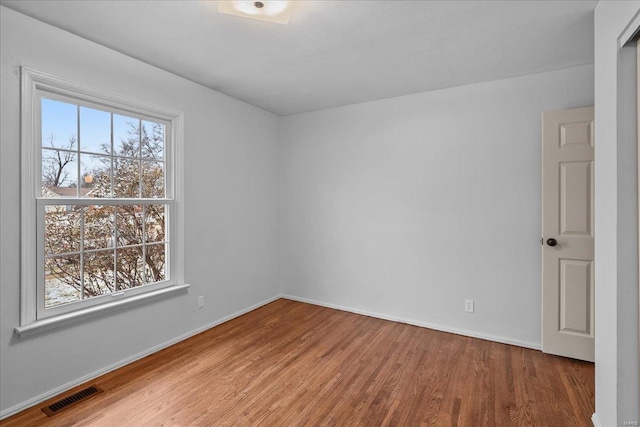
(18, 68, 186, 334)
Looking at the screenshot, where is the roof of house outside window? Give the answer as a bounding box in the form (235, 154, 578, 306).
(43, 186, 94, 198)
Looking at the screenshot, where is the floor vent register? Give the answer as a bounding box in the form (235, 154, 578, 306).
(41, 386, 104, 417)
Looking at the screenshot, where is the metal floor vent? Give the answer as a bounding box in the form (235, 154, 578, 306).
(41, 385, 103, 417)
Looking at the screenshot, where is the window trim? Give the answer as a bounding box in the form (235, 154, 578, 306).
(18, 67, 186, 334)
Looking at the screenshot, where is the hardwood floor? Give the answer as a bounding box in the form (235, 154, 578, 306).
(1, 299, 594, 426)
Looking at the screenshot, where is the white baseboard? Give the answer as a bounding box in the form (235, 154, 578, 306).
(281, 294, 541, 351)
(591, 413, 602, 427)
(0, 295, 280, 420)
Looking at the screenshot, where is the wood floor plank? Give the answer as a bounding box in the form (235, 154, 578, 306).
(1, 299, 595, 426)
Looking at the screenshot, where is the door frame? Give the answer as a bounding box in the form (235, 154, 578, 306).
(637, 38, 640, 396)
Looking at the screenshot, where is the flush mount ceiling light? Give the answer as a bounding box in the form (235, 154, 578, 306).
(218, 1, 293, 25)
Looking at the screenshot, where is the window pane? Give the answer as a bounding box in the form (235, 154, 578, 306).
(44, 205, 81, 255)
(45, 255, 82, 308)
(116, 205, 143, 247)
(80, 107, 111, 155)
(41, 98, 77, 150)
(145, 205, 166, 243)
(145, 243, 166, 284)
(114, 114, 140, 157)
(83, 249, 115, 297)
(116, 246, 145, 290)
(41, 149, 78, 194)
(80, 153, 111, 197)
(141, 161, 164, 198)
(84, 205, 115, 250)
(142, 121, 164, 160)
(113, 158, 140, 198)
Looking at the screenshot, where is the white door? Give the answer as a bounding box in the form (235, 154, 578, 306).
(542, 106, 595, 362)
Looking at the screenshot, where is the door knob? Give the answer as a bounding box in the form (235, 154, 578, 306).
(546, 238, 558, 247)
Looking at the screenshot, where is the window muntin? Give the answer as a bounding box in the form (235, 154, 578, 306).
(36, 93, 173, 319)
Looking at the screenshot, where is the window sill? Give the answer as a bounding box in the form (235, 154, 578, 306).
(15, 284, 191, 338)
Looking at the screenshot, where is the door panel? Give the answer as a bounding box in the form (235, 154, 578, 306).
(560, 162, 592, 235)
(559, 259, 592, 335)
(542, 106, 595, 362)
(560, 121, 593, 148)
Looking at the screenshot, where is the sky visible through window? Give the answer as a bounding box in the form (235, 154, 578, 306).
(41, 97, 164, 191)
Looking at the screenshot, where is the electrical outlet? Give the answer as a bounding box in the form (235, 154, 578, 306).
(197, 295, 205, 309)
(465, 299, 474, 313)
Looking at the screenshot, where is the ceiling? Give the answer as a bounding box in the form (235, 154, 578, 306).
(1, 1, 597, 116)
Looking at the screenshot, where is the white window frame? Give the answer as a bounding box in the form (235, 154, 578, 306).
(16, 67, 188, 337)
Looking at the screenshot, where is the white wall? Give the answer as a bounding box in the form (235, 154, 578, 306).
(280, 65, 594, 348)
(0, 6, 280, 416)
(594, 2, 640, 426)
